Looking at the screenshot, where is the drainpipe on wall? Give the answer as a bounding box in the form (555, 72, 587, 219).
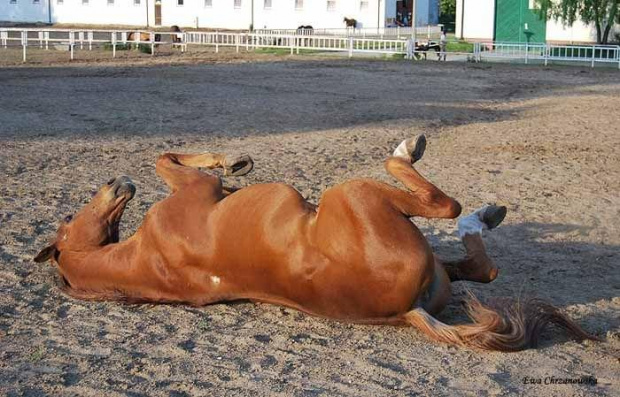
(48, 0, 52, 24)
(377, 0, 381, 30)
(460, 0, 465, 39)
(146, 0, 150, 27)
(250, 0, 254, 31)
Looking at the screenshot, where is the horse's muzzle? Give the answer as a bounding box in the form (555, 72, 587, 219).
(109, 176, 136, 200)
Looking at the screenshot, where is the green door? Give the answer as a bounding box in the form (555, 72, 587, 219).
(495, 0, 546, 43)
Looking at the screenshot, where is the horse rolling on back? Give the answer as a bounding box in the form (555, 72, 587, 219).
(35, 135, 598, 351)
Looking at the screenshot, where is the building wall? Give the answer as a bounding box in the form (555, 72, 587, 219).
(495, 0, 546, 43)
(0, 0, 151, 26)
(546, 19, 620, 44)
(52, 0, 150, 26)
(1, 0, 437, 30)
(159, 0, 386, 30)
(456, 0, 620, 43)
(455, 0, 495, 41)
(1, 0, 51, 23)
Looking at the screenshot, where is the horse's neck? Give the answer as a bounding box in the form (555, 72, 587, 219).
(57, 239, 139, 298)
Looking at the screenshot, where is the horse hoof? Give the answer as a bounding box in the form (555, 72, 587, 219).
(478, 205, 507, 230)
(224, 154, 254, 176)
(393, 134, 426, 164)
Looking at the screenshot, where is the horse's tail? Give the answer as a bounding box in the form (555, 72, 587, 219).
(403, 292, 598, 351)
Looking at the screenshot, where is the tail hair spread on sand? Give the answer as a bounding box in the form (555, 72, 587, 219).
(404, 291, 598, 351)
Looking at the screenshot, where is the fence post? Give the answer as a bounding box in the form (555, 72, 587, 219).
(69, 31, 74, 60)
(296, 37, 300, 54)
(150, 32, 155, 56)
(591, 45, 596, 68)
(79, 31, 84, 50)
(88, 31, 93, 51)
(38, 31, 43, 49)
(21, 30, 27, 63)
(290, 36, 294, 55)
(525, 42, 528, 64)
(112, 32, 116, 58)
(45, 31, 49, 50)
(348, 37, 353, 58)
(236, 34, 240, 53)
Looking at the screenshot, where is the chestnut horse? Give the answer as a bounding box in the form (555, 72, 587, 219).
(35, 136, 595, 351)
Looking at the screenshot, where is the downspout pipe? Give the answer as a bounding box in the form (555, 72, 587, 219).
(48, 0, 52, 24)
(146, 0, 150, 27)
(250, 0, 254, 31)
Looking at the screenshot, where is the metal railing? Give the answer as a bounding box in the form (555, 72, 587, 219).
(254, 25, 443, 40)
(184, 31, 409, 56)
(474, 42, 620, 68)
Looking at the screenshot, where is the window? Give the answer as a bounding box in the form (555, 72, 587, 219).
(234, 0, 241, 8)
(82, 0, 88, 4)
(107, 0, 114, 5)
(360, 0, 368, 10)
(134, 0, 140, 5)
(177, 0, 183, 5)
(264, 0, 271, 9)
(33, 0, 40, 4)
(327, 0, 336, 11)
(10, 0, 17, 4)
(57, 0, 63, 4)
(205, 0, 212, 7)
(295, 0, 303, 9)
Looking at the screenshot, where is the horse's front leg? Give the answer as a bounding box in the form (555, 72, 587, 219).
(155, 152, 253, 194)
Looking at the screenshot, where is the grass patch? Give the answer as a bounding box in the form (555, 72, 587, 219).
(253, 47, 321, 55)
(102, 43, 152, 54)
(447, 41, 474, 53)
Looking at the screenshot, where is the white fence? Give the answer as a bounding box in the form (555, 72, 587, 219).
(0, 28, 185, 62)
(474, 42, 620, 68)
(1, 27, 619, 69)
(254, 25, 443, 40)
(184, 31, 408, 56)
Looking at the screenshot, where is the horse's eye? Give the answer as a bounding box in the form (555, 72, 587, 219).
(64, 215, 73, 223)
(107, 178, 116, 186)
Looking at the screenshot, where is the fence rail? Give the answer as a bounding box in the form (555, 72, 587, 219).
(1, 27, 619, 69)
(254, 25, 443, 40)
(474, 42, 620, 68)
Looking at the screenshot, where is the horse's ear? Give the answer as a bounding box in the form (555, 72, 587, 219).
(34, 244, 58, 263)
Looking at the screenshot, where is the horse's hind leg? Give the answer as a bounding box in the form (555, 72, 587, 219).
(385, 135, 461, 219)
(442, 205, 507, 283)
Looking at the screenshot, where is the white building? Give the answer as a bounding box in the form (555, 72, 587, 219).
(0, 0, 439, 30)
(456, 0, 619, 44)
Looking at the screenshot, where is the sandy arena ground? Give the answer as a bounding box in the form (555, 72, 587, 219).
(0, 57, 619, 396)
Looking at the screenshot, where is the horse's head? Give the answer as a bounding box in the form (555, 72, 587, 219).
(34, 176, 136, 263)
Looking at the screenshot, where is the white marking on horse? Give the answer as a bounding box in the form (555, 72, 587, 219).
(457, 207, 488, 239)
(393, 139, 411, 159)
(210, 275, 221, 285)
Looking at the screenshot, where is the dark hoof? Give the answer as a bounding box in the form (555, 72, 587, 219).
(393, 134, 427, 163)
(480, 205, 507, 230)
(224, 154, 254, 176)
(410, 134, 427, 163)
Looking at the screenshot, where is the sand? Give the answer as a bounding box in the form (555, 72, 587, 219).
(0, 56, 618, 396)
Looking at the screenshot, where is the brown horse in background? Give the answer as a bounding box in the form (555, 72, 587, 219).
(343, 17, 357, 29)
(126, 26, 182, 44)
(35, 135, 597, 351)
